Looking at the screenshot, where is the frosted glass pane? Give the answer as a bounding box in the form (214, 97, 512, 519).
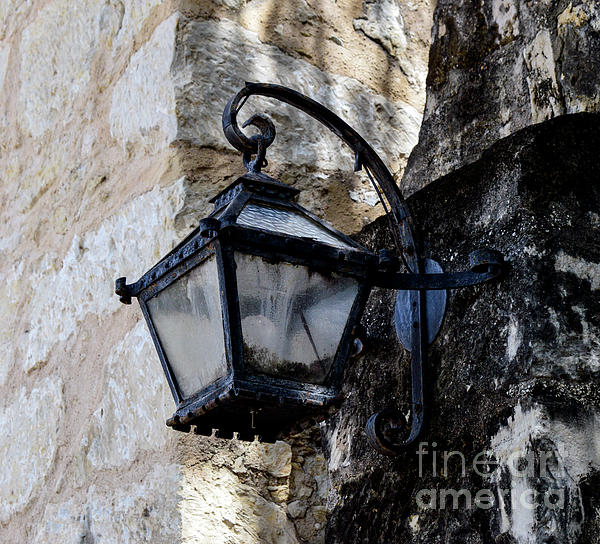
(147, 257, 227, 398)
(236, 252, 358, 384)
(237, 202, 352, 249)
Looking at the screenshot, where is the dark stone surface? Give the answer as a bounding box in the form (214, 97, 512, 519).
(324, 114, 600, 543)
(402, 0, 600, 195)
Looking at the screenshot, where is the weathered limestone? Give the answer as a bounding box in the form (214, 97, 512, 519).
(23, 180, 186, 372)
(490, 404, 600, 542)
(171, 14, 422, 174)
(555, 250, 600, 292)
(176, 428, 329, 544)
(33, 464, 181, 543)
(205, 0, 433, 106)
(0, 0, 33, 40)
(86, 464, 181, 543)
(325, 1, 600, 540)
(19, 0, 119, 137)
(32, 499, 85, 544)
(0, 259, 23, 385)
(18, 0, 164, 136)
(108, 8, 428, 233)
(0, 377, 64, 523)
(352, 0, 428, 89)
(286, 429, 330, 541)
(180, 461, 299, 544)
(0, 41, 9, 89)
(354, 0, 407, 62)
(110, 13, 178, 153)
(6, 0, 600, 541)
(403, 0, 600, 194)
(83, 321, 173, 471)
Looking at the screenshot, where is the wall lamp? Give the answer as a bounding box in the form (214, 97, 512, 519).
(115, 83, 504, 454)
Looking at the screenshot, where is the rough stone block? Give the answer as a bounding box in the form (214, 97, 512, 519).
(83, 321, 172, 471)
(244, 441, 292, 478)
(523, 29, 563, 123)
(34, 465, 180, 542)
(24, 179, 185, 372)
(86, 464, 181, 543)
(172, 15, 421, 174)
(0, 0, 32, 40)
(19, 0, 116, 137)
(32, 499, 85, 544)
(0, 40, 9, 92)
(324, 114, 600, 542)
(181, 462, 299, 544)
(403, 0, 600, 193)
(110, 13, 178, 153)
(490, 403, 600, 542)
(17, 0, 167, 139)
(0, 259, 23, 385)
(0, 377, 64, 523)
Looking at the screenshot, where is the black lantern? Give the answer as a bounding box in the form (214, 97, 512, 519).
(116, 83, 504, 451)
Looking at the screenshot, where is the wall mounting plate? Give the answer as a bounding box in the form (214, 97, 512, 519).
(394, 258, 447, 350)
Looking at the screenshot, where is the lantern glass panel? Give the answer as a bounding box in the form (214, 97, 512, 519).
(147, 256, 227, 398)
(235, 252, 359, 384)
(237, 202, 352, 249)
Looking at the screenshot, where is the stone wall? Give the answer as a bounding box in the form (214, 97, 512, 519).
(319, 0, 600, 541)
(0, 1, 433, 542)
(7, 0, 597, 542)
(324, 113, 600, 543)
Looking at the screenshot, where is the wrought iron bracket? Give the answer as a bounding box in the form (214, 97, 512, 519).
(373, 249, 504, 291)
(219, 82, 506, 455)
(366, 250, 505, 455)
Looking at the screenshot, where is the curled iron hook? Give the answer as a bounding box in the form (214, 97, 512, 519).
(223, 88, 276, 169)
(222, 82, 420, 272)
(239, 114, 273, 173)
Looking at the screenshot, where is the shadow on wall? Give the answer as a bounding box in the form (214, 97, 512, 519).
(171, 1, 434, 543)
(174, 0, 431, 235)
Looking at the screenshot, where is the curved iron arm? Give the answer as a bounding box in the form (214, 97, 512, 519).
(223, 82, 431, 453)
(222, 81, 420, 274)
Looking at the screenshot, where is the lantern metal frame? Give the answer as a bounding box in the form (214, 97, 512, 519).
(116, 170, 377, 441)
(116, 82, 505, 452)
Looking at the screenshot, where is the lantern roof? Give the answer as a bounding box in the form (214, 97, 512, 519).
(123, 171, 376, 302)
(210, 171, 300, 209)
(213, 172, 370, 253)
